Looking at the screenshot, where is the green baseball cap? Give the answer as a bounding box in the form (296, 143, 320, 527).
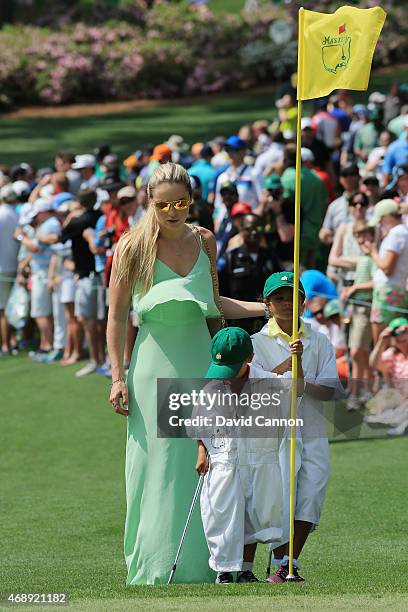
(368, 199, 399, 226)
(389, 317, 408, 332)
(205, 327, 253, 379)
(323, 299, 341, 319)
(262, 174, 282, 190)
(263, 271, 305, 299)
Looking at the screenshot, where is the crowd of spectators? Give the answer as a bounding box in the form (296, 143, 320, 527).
(0, 81, 407, 429)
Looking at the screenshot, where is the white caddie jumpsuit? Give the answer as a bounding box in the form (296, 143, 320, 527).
(251, 319, 344, 550)
(198, 364, 290, 572)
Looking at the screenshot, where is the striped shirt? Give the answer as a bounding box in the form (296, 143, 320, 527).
(30, 217, 61, 271)
(350, 254, 374, 304)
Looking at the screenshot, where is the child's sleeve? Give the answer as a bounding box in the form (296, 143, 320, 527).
(250, 364, 292, 379)
(249, 364, 279, 378)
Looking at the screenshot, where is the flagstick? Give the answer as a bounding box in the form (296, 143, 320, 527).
(287, 6, 304, 582)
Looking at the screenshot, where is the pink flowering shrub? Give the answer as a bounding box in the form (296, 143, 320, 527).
(0, 1, 406, 108)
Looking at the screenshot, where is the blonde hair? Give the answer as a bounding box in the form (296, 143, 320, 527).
(114, 163, 192, 294)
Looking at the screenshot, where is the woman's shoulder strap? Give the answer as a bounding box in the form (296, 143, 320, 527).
(188, 223, 204, 247)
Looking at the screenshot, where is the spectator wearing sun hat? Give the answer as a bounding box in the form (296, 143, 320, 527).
(365, 199, 408, 344)
(146, 144, 173, 179)
(165, 135, 190, 165)
(72, 154, 99, 191)
(52, 192, 75, 211)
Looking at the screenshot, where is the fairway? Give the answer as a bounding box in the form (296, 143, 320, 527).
(0, 354, 407, 610)
(0, 67, 407, 168)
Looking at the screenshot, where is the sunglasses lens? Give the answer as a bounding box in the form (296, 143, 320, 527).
(155, 202, 170, 211)
(155, 198, 190, 211)
(174, 199, 190, 210)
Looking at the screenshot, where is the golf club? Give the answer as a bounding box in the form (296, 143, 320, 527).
(167, 472, 204, 584)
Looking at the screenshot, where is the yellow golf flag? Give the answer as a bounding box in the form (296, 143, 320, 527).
(297, 6, 386, 101)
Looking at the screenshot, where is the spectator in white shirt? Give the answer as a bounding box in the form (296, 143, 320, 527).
(72, 154, 99, 191)
(319, 163, 360, 246)
(364, 199, 408, 344)
(311, 99, 340, 150)
(0, 185, 20, 355)
(214, 136, 262, 227)
(253, 131, 285, 178)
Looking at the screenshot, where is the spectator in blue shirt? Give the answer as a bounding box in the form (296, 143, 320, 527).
(188, 144, 216, 200)
(382, 117, 408, 185)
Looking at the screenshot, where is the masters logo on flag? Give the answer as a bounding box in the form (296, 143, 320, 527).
(321, 23, 351, 75)
(297, 6, 386, 101)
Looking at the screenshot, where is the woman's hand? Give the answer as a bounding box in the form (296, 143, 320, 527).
(109, 380, 129, 416)
(196, 445, 209, 475)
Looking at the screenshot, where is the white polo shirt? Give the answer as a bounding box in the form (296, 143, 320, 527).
(0, 204, 19, 274)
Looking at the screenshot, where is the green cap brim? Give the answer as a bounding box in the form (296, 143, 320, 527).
(264, 281, 305, 299)
(389, 317, 408, 330)
(205, 361, 244, 379)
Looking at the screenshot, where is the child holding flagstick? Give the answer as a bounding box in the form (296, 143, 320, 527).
(251, 272, 344, 582)
(195, 327, 303, 584)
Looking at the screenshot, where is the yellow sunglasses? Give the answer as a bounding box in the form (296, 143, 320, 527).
(154, 198, 191, 212)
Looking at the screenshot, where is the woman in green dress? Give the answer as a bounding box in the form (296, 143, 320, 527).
(107, 163, 265, 585)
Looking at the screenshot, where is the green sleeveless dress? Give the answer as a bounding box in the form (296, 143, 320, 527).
(125, 237, 219, 585)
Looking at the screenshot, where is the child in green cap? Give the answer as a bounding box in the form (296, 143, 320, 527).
(251, 271, 344, 583)
(195, 326, 303, 585)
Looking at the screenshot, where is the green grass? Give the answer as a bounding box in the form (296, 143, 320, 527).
(0, 66, 407, 169)
(0, 353, 407, 610)
(210, 0, 245, 14)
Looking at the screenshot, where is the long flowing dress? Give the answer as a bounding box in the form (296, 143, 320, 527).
(125, 241, 219, 585)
